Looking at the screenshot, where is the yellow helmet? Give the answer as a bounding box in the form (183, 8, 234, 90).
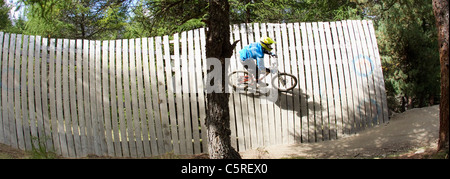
(260, 37, 275, 51)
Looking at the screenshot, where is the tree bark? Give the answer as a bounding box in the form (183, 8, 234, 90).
(205, 0, 241, 159)
(432, 0, 449, 151)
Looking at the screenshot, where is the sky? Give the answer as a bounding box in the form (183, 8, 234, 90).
(6, 0, 24, 22)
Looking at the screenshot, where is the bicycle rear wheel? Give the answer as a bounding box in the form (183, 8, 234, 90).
(228, 71, 251, 90)
(272, 72, 297, 92)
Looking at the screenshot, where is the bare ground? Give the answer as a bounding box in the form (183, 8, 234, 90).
(240, 105, 443, 159)
(0, 105, 445, 159)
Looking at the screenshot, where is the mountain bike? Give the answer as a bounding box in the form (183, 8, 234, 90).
(228, 58, 297, 92)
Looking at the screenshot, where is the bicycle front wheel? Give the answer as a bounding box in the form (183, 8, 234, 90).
(272, 72, 297, 92)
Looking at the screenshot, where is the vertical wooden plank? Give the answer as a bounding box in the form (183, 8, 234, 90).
(367, 20, 389, 123)
(329, 22, 346, 138)
(246, 23, 258, 148)
(231, 24, 246, 151)
(129, 39, 144, 157)
(266, 23, 278, 146)
(69, 39, 81, 157)
(347, 20, 364, 132)
(14, 34, 24, 150)
(250, 23, 264, 147)
(228, 24, 238, 149)
(62, 39, 76, 157)
(55, 39, 68, 156)
(88, 40, 98, 155)
(135, 38, 151, 157)
(76, 39, 87, 157)
(306, 23, 319, 142)
(319, 22, 335, 141)
(172, 34, 187, 154)
(199, 28, 208, 152)
(194, 29, 207, 153)
(141, 37, 157, 156)
(258, 23, 272, 147)
(108, 40, 121, 157)
(95, 40, 107, 156)
(356, 20, 376, 128)
(334, 22, 351, 135)
(2, 33, 10, 146)
(312, 22, 326, 142)
(361, 20, 379, 126)
(281, 23, 295, 144)
(351, 20, 369, 130)
(324, 22, 340, 140)
(287, 23, 301, 143)
(122, 39, 137, 157)
(102, 40, 114, 157)
(0, 32, 4, 145)
(27, 35, 39, 148)
(341, 21, 359, 134)
(48, 38, 59, 153)
(163, 35, 180, 154)
(186, 31, 201, 153)
(116, 39, 129, 157)
(148, 37, 164, 156)
(21, 35, 32, 150)
(295, 23, 308, 143)
(180, 32, 193, 154)
(83, 39, 93, 155)
(40, 38, 52, 150)
(239, 23, 253, 149)
(252, 23, 264, 147)
(7, 33, 17, 148)
(34, 36, 46, 147)
(155, 36, 173, 153)
(130, 38, 144, 157)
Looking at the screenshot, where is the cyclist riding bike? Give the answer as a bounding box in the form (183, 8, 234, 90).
(239, 37, 277, 86)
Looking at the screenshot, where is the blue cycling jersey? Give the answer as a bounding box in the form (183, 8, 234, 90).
(239, 42, 272, 71)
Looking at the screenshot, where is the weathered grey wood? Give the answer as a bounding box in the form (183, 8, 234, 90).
(148, 37, 164, 156)
(41, 37, 52, 150)
(69, 39, 81, 157)
(135, 38, 151, 157)
(2, 33, 10, 146)
(21, 35, 32, 151)
(142, 37, 158, 156)
(0, 32, 4, 145)
(14, 34, 24, 150)
(109, 40, 121, 157)
(129, 39, 143, 157)
(83, 39, 93, 155)
(155, 36, 173, 154)
(8, 33, 17, 148)
(102, 40, 114, 157)
(115, 39, 129, 157)
(76, 39, 87, 157)
(163, 35, 179, 154)
(56, 39, 68, 156)
(172, 33, 187, 155)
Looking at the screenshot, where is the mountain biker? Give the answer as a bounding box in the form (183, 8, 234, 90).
(239, 36, 277, 86)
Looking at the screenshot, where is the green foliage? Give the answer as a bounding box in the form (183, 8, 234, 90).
(18, 0, 128, 39)
(364, 0, 440, 111)
(229, 0, 362, 24)
(0, 0, 12, 30)
(124, 0, 208, 38)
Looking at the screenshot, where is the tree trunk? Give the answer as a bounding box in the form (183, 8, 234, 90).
(432, 0, 449, 151)
(205, 0, 241, 159)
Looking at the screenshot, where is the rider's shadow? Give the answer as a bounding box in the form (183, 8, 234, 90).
(270, 88, 321, 118)
(237, 87, 321, 118)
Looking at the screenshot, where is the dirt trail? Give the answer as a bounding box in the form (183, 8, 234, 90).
(240, 105, 440, 159)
